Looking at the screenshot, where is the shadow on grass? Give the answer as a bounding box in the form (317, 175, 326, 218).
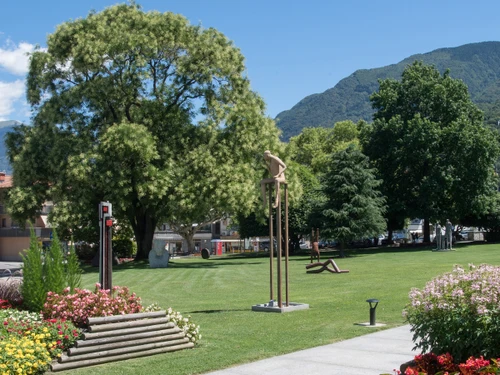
(80, 242, 479, 274)
(99, 259, 265, 272)
(185, 308, 249, 314)
(167, 261, 262, 269)
(346, 242, 477, 258)
(288, 242, 479, 260)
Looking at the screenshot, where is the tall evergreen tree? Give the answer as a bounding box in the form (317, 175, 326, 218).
(321, 145, 386, 256)
(20, 228, 46, 312)
(44, 231, 65, 294)
(65, 240, 82, 292)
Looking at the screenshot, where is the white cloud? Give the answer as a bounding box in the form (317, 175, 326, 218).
(0, 80, 25, 120)
(0, 40, 36, 76)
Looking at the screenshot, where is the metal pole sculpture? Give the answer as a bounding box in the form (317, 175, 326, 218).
(285, 184, 289, 307)
(260, 151, 289, 308)
(268, 187, 274, 301)
(99, 202, 113, 290)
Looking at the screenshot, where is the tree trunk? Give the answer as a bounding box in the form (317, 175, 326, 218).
(387, 229, 393, 242)
(423, 218, 431, 243)
(289, 234, 301, 254)
(130, 210, 157, 261)
(184, 233, 195, 254)
(339, 242, 346, 258)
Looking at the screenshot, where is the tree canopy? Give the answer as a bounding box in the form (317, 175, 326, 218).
(363, 61, 499, 241)
(320, 145, 386, 255)
(7, 3, 282, 259)
(286, 120, 360, 175)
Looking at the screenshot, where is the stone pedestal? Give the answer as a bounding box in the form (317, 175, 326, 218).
(148, 250, 170, 268)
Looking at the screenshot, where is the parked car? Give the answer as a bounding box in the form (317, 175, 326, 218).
(299, 241, 309, 250)
(260, 239, 278, 251)
(349, 238, 374, 248)
(458, 232, 470, 241)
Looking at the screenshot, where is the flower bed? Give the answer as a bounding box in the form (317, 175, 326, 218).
(0, 311, 81, 374)
(43, 284, 143, 327)
(390, 352, 500, 374)
(0, 283, 201, 373)
(390, 264, 500, 375)
(403, 264, 500, 363)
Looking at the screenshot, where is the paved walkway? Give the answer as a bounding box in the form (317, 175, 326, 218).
(206, 325, 415, 375)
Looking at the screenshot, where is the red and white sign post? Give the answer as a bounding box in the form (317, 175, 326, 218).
(99, 202, 113, 290)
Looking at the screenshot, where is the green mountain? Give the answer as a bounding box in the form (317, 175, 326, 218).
(276, 41, 500, 140)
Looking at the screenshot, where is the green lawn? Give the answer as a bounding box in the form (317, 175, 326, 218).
(66, 243, 500, 375)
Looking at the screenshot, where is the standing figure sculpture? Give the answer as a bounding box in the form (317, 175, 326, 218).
(445, 219, 453, 250)
(261, 150, 286, 208)
(435, 223, 442, 250)
(311, 228, 320, 263)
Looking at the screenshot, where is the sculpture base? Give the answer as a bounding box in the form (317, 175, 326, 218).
(251, 301, 309, 313)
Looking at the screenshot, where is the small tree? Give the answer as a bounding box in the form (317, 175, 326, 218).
(320, 145, 386, 256)
(44, 231, 65, 294)
(65, 241, 82, 292)
(21, 228, 46, 311)
(21, 227, 83, 310)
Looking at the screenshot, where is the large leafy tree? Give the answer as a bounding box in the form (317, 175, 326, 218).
(7, 4, 281, 259)
(320, 145, 386, 256)
(285, 162, 324, 252)
(364, 61, 499, 241)
(286, 120, 360, 175)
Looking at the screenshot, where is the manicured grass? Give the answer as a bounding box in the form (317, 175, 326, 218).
(67, 243, 500, 375)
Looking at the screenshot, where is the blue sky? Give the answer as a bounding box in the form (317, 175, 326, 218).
(1, 0, 499, 123)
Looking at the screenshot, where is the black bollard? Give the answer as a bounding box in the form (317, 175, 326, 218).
(366, 299, 379, 326)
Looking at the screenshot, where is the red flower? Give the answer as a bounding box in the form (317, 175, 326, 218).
(404, 367, 420, 375)
(459, 356, 491, 375)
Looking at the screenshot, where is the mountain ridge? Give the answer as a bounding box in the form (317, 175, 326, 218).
(276, 41, 500, 139)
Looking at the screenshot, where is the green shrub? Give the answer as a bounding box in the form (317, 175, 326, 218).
(65, 241, 82, 292)
(112, 238, 136, 258)
(74, 242, 97, 260)
(21, 228, 46, 312)
(21, 227, 83, 311)
(403, 264, 500, 362)
(44, 231, 65, 294)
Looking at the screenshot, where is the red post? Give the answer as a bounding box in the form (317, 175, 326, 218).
(99, 202, 113, 290)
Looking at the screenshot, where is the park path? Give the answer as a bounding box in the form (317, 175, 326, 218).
(205, 325, 415, 375)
